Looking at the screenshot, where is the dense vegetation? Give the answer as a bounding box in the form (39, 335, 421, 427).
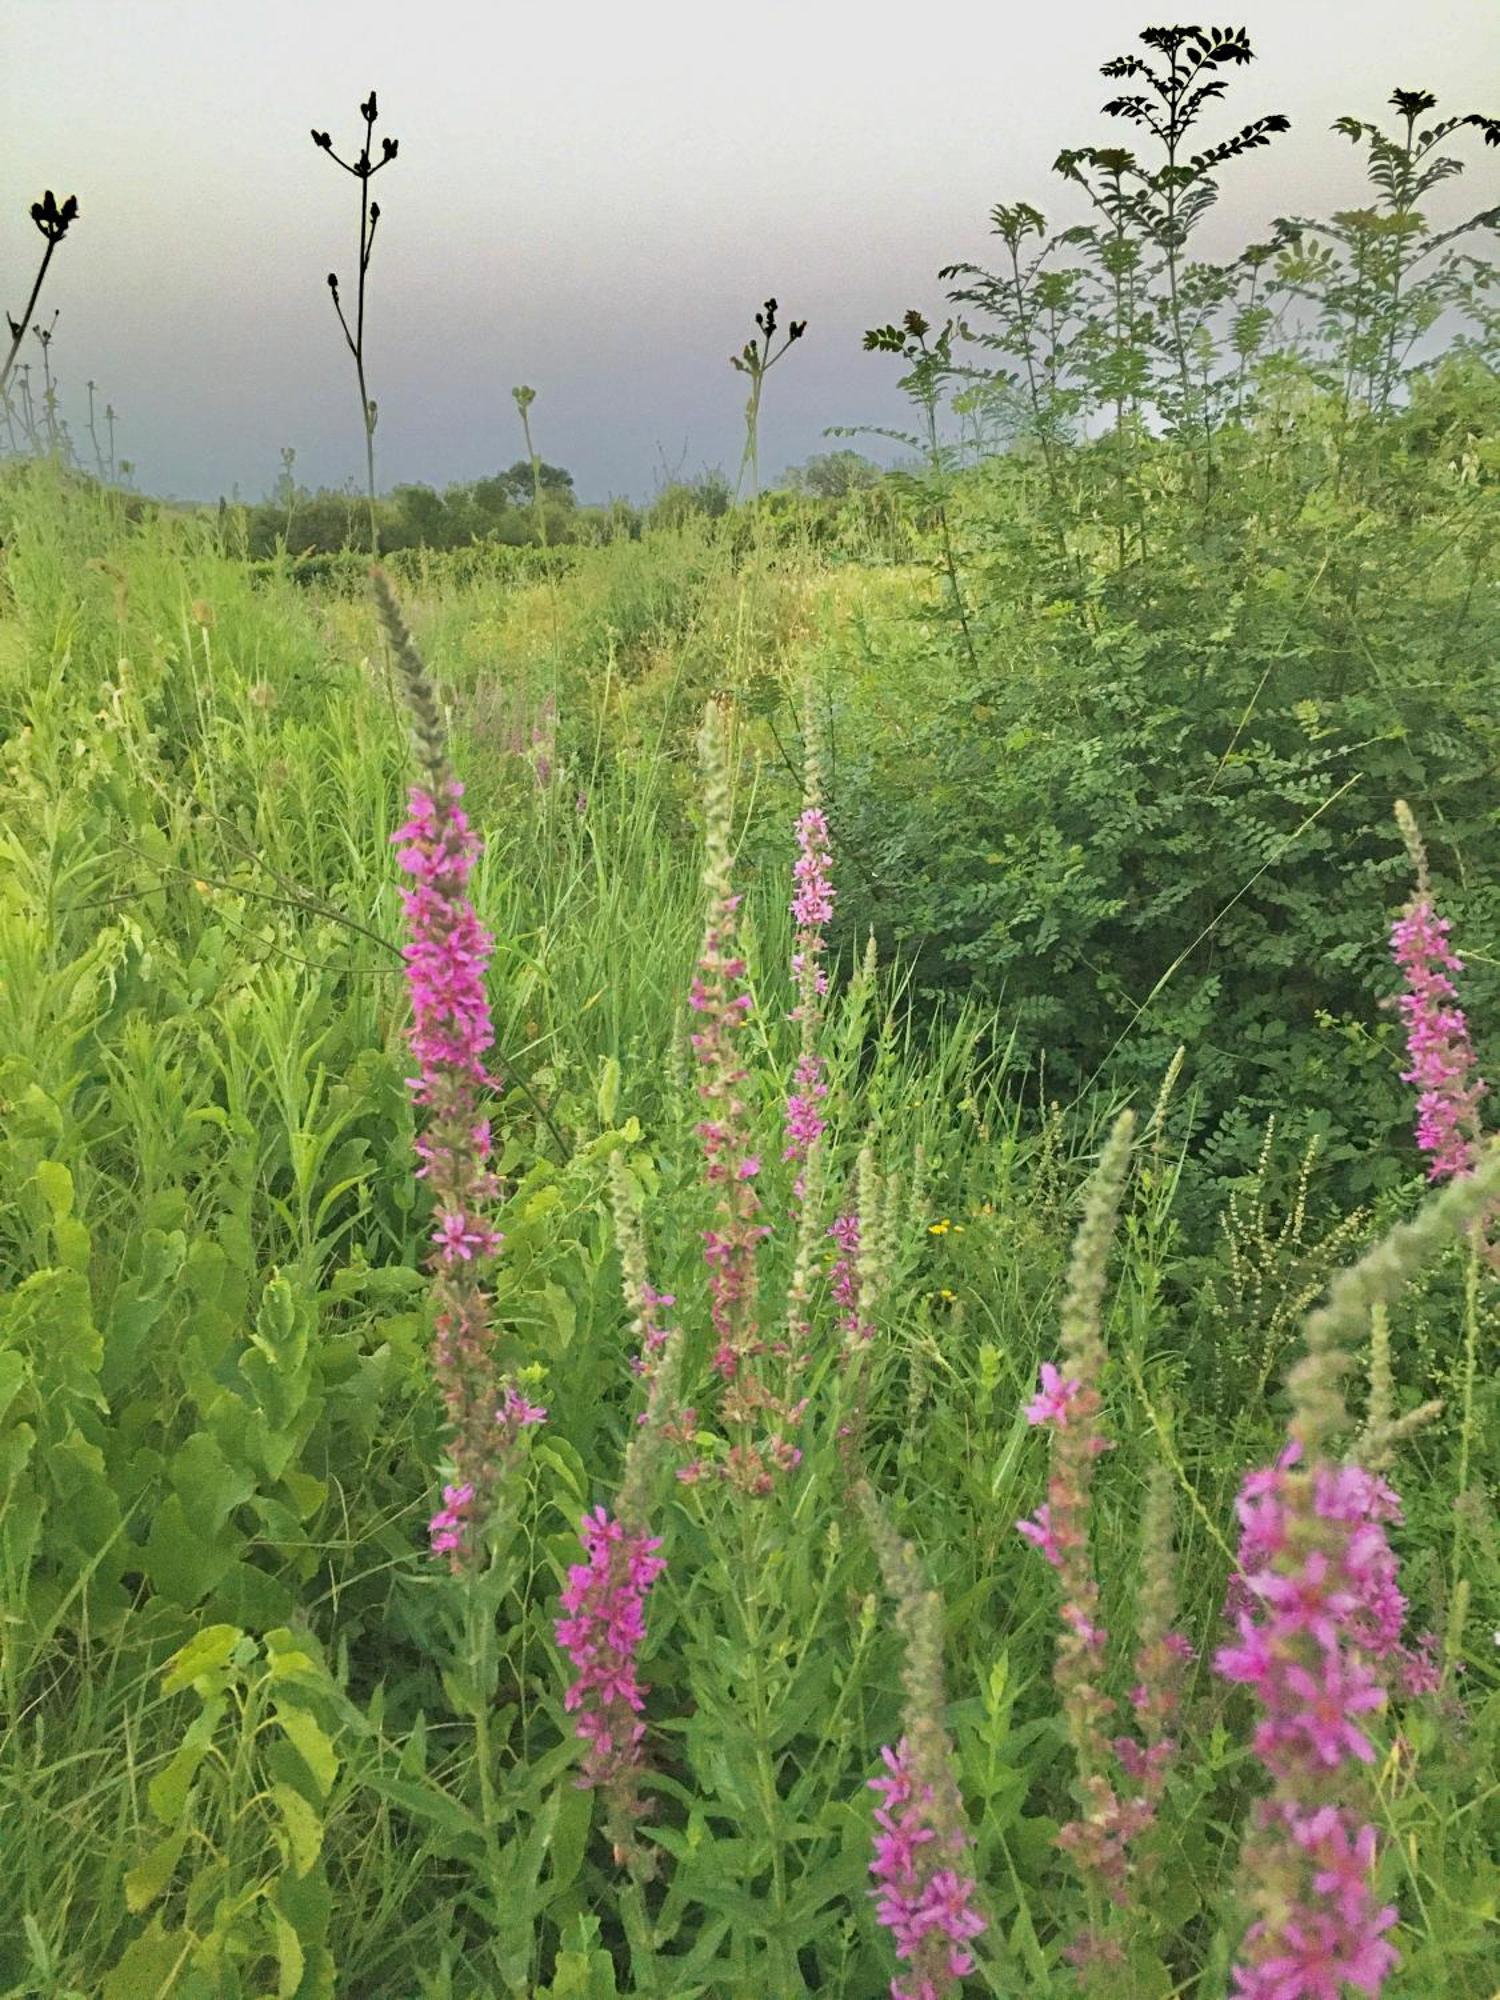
(2, 23, 1498, 2000)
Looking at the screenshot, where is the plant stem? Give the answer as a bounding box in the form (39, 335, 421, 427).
(0, 238, 57, 401)
(738, 1509, 796, 1997)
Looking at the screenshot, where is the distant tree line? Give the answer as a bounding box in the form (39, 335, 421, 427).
(227, 451, 884, 557)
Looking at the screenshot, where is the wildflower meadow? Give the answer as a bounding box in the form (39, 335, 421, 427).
(3, 17, 1499, 2000)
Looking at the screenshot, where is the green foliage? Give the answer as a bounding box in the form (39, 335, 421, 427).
(3, 28, 1500, 1996)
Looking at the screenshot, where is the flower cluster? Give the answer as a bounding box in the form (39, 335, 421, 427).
(427, 1390, 545, 1555)
(682, 705, 806, 1495)
(628, 1281, 677, 1387)
(830, 1210, 868, 1346)
(1017, 1347, 1143, 1908)
(785, 1048, 829, 1178)
(859, 1483, 986, 2000)
(1014, 1115, 1191, 1965)
(555, 1507, 667, 1805)
(393, 779, 542, 1562)
(869, 1740, 986, 2000)
(1390, 898, 1487, 1182)
(376, 570, 545, 1568)
(689, 872, 765, 1381)
(1214, 1449, 1407, 1997)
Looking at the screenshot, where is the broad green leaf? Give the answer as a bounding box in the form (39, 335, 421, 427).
(271, 1780, 324, 1875)
(544, 1779, 592, 1899)
(54, 1215, 92, 1273)
(34, 1158, 74, 1219)
(125, 1824, 191, 1911)
(275, 1702, 339, 1799)
(101, 1917, 193, 2000)
(269, 1905, 305, 2000)
(168, 1432, 255, 1535)
(148, 1699, 226, 1821)
(161, 1624, 244, 1697)
(0, 1349, 27, 1424)
(144, 1495, 240, 1606)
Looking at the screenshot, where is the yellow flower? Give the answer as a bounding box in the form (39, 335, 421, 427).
(928, 1219, 950, 1236)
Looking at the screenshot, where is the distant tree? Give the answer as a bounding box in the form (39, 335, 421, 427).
(648, 468, 735, 530)
(472, 459, 576, 515)
(785, 448, 883, 498)
(387, 482, 453, 549)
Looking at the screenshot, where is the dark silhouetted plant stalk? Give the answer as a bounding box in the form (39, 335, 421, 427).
(511, 385, 549, 550)
(731, 297, 806, 499)
(10, 364, 39, 453)
(313, 95, 398, 554)
(2, 189, 78, 404)
(84, 378, 107, 481)
(1091, 25, 1289, 487)
(32, 312, 64, 458)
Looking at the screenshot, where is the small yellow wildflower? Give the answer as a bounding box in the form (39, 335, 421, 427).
(928, 1219, 950, 1236)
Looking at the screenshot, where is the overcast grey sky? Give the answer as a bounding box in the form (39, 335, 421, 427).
(5, 0, 1498, 502)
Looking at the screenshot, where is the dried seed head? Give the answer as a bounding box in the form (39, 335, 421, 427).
(29, 190, 79, 242)
(311, 129, 333, 150)
(382, 135, 398, 161)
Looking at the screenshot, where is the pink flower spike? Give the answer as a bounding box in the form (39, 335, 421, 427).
(1389, 896, 1489, 1182)
(555, 1507, 668, 1798)
(1017, 1505, 1063, 1569)
(385, 704, 538, 1570)
(867, 1740, 984, 1997)
(1026, 1360, 1083, 1427)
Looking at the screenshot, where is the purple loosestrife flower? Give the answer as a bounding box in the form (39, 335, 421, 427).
(830, 1210, 866, 1346)
(859, 1485, 986, 2000)
(374, 570, 545, 1569)
(1014, 1114, 1191, 1969)
(681, 703, 808, 1496)
(1390, 899, 1487, 1182)
(1214, 1453, 1402, 1998)
(784, 798, 834, 1188)
(555, 1506, 667, 1796)
(1111, 1463, 1194, 1867)
(1205, 1130, 1500, 1999)
(551, 1159, 688, 1866)
(690, 707, 767, 1388)
(869, 1741, 986, 2000)
(1388, 805, 1494, 1279)
(782, 748, 838, 1400)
